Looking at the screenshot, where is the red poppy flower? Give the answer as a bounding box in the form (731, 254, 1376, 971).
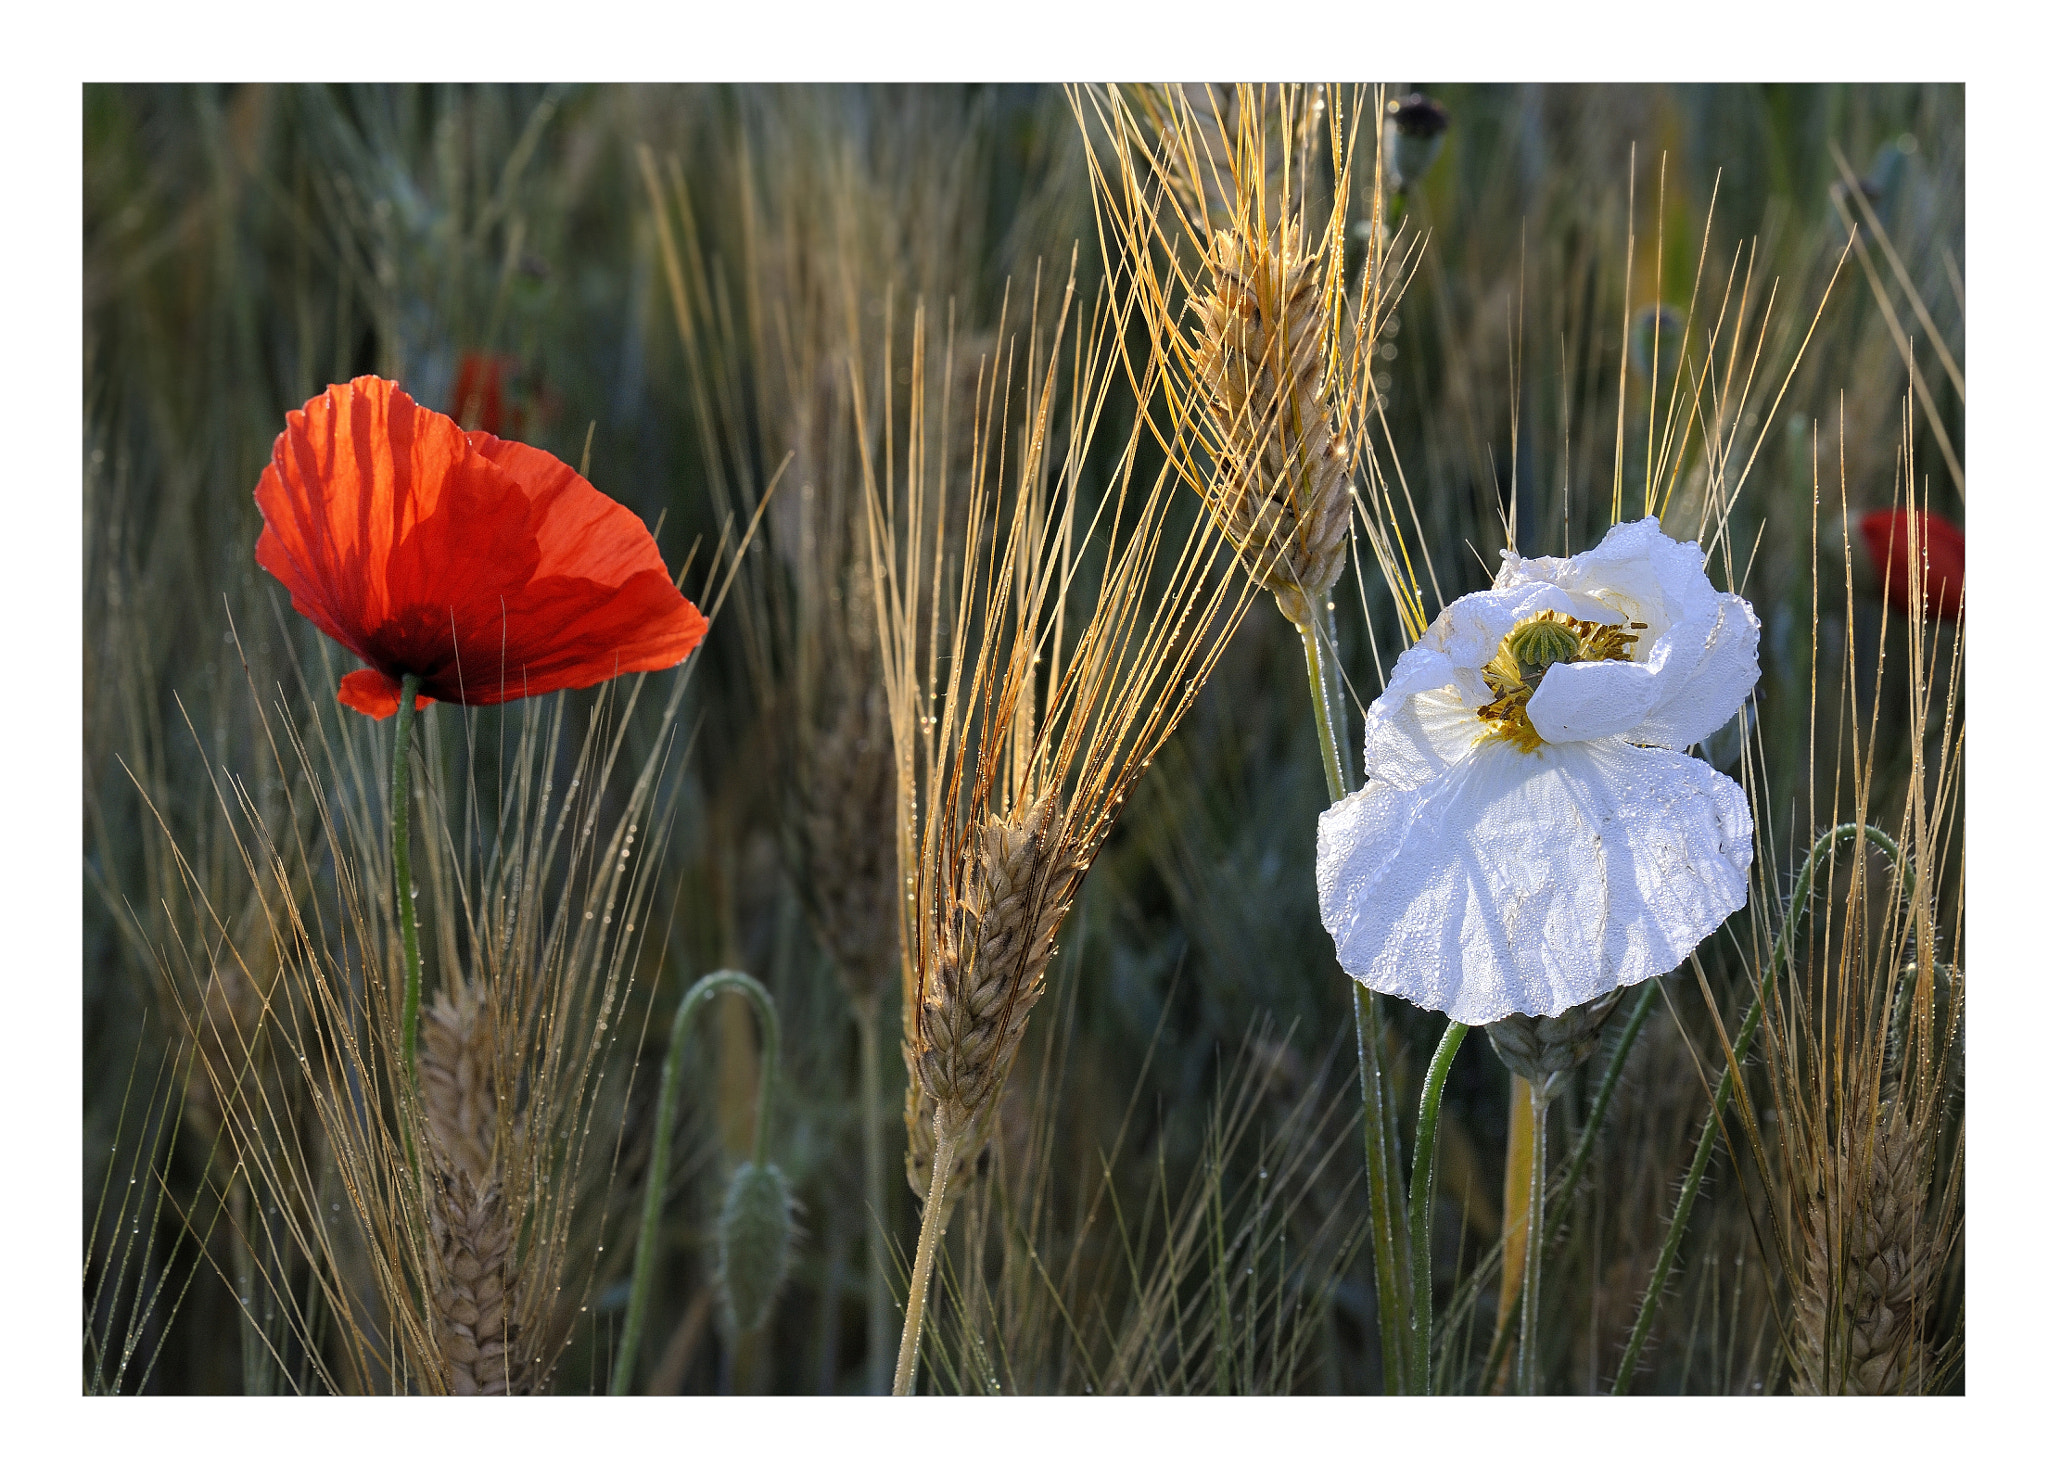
(452, 351, 517, 437)
(254, 375, 708, 719)
(1858, 509, 1964, 622)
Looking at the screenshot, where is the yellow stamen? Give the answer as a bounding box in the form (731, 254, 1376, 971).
(1477, 609, 1644, 750)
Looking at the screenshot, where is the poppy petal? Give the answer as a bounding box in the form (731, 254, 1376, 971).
(336, 668, 433, 719)
(1317, 738, 1752, 1024)
(1859, 510, 1965, 621)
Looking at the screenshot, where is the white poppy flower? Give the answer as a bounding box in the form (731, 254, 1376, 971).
(1316, 517, 1759, 1025)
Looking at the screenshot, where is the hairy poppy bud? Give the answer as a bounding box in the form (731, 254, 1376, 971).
(717, 1161, 793, 1333)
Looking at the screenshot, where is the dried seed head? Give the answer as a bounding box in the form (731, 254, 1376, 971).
(914, 794, 1082, 1130)
(1194, 229, 1351, 625)
(717, 1160, 795, 1333)
(794, 636, 898, 1012)
(1485, 988, 1626, 1090)
(1792, 1101, 1937, 1394)
(420, 987, 529, 1396)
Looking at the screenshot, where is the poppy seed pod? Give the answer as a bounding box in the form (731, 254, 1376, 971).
(1485, 988, 1626, 1091)
(717, 1161, 793, 1333)
(1384, 92, 1449, 194)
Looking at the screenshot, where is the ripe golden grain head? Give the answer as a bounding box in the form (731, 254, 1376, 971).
(860, 265, 1253, 1204)
(1075, 84, 1392, 633)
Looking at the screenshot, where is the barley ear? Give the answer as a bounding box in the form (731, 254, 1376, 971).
(1194, 228, 1352, 628)
(420, 988, 528, 1396)
(1792, 1101, 1937, 1394)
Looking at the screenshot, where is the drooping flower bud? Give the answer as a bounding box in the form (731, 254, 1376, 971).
(717, 1160, 793, 1333)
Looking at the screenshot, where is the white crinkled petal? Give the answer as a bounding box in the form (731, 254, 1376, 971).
(1527, 657, 1660, 744)
(1316, 738, 1753, 1024)
(1626, 591, 1761, 750)
(1361, 645, 1486, 786)
(1549, 516, 1718, 637)
(1497, 516, 1721, 645)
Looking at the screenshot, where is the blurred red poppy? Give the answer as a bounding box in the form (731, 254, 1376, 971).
(452, 351, 517, 437)
(1858, 509, 1964, 622)
(255, 375, 708, 719)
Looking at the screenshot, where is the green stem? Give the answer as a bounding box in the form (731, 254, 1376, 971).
(612, 969, 779, 1396)
(1406, 1020, 1467, 1394)
(392, 673, 424, 1088)
(1297, 610, 1352, 800)
(893, 1105, 957, 1396)
(1516, 1077, 1551, 1395)
(855, 1001, 891, 1395)
(1611, 824, 1905, 1394)
(1469, 982, 1658, 1395)
(1296, 614, 1413, 1391)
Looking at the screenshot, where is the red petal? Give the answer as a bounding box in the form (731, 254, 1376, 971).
(336, 668, 433, 719)
(256, 376, 708, 710)
(1859, 510, 1965, 621)
(255, 376, 485, 670)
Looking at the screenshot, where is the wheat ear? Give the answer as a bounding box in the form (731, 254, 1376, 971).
(894, 794, 1082, 1392)
(1194, 228, 1352, 627)
(420, 987, 528, 1396)
(1792, 1101, 1936, 1394)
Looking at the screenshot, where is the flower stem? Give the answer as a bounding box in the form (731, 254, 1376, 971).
(854, 1000, 891, 1395)
(1406, 1020, 1466, 1393)
(612, 969, 779, 1396)
(1610, 824, 1906, 1393)
(1296, 612, 1413, 1391)
(391, 673, 424, 1088)
(1515, 1076, 1551, 1395)
(1296, 610, 1352, 800)
(893, 1104, 957, 1396)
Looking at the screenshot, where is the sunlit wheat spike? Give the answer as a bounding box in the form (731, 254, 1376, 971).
(917, 794, 1082, 1126)
(1193, 226, 1352, 623)
(1074, 83, 1387, 633)
(862, 263, 1255, 1226)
